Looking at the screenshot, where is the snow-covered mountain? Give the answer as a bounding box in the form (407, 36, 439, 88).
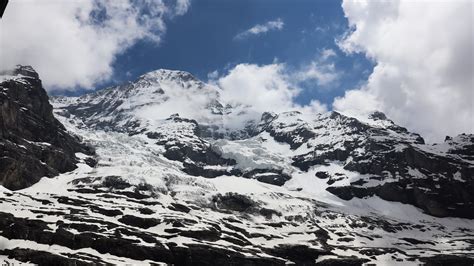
(53, 69, 256, 139)
(1, 66, 473, 265)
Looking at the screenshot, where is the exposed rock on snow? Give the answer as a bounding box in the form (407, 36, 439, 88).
(0, 66, 473, 265)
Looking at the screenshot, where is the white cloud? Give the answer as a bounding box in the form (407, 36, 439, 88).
(294, 49, 340, 87)
(207, 70, 219, 81)
(0, 0, 190, 91)
(235, 18, 284, 39)
(175, 0, 191, 15)
(136, 64, 327, 132)
(295, 62, 338, 87)
(218, 64, 298, 113)
(210, 52, 339, 126)
(217, 63, 327, 122)
(334, 0, 473, 142)
(320, 48, 337, 61)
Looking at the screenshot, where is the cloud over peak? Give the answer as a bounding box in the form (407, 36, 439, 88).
(216, 63, 328, 119)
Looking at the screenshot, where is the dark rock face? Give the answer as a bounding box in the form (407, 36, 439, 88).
(0, 66, 93, 190)
(258, 111, 316, 150)
(420, 254, 474, 266)
(264, 244, 331, 265)
(326, 186, 377, 201)
(444, 133, 474, 160)
(258, 111, 473, 218)
(213, 193, 256, 212)
(152, 115, 238, 178)
(0, 248, 104, 265)
(368, 111, 388, 121)
(243, 168, 291, 186)
(315, 257, 370, 265)
(315, 171, 330, 179)
(327, 139, 474, 218)
(119, 215, 160, 229)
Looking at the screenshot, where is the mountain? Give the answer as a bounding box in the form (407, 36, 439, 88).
(0, 66, 473, 265)
(53, 69, 474, 219)
(52, 69, 253, 139)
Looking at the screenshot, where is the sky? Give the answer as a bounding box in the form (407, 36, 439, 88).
(0, 0, 473, 142)
(109, 0, 373, 107)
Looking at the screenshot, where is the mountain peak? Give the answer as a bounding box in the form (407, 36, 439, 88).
(0, 65, 40, 82)
(132, 68, 205, 92)
(368, 111, 388, 121)
(138, 68, 199, 83)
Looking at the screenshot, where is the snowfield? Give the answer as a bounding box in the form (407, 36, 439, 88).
(1, 107, 472, 265)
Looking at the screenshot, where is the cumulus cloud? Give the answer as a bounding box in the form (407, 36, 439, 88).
(219, 64, 297, 113)
(333, 0, 473, 142)
(294, 48, 340, 87)
(210, 50, 341, 125)
(217, 63, 327, 120)
(235, 18, 284, 39)
(0, 0, 190, 90)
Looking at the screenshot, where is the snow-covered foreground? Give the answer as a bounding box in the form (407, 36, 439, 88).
(1, 114, 473, 265)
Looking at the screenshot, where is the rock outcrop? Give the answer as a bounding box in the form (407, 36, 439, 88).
(0, 65, 93, 190)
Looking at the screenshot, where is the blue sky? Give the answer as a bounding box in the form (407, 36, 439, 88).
(77, 0, 374, 107)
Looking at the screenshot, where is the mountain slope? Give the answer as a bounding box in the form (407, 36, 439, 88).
(0, 66, 473, 265)
(52, 70, 474, 219)
(2, 114, 473, 265)
(256, 110, 474, 218)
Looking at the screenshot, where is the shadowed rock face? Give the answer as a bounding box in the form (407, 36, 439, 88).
(319, 135, 474, 218)
(257, 111, 474, 218)
(0, 65, 93, 190)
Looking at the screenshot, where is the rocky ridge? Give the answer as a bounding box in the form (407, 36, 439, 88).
(0, 66, 93, 190)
